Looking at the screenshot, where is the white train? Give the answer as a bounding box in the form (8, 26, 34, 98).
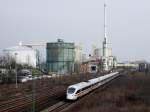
(66, 72, 119, 100)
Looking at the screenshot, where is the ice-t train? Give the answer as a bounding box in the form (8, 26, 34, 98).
(66, 72, 119, 100)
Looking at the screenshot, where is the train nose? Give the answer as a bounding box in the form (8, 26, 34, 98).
(67, 94, 77, 100)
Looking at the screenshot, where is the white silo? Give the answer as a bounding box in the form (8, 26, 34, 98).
(3, 43, 37, 67)
(107, 48, 112, 57)
(93, 48, 102, 59)
(75, 44, 83, 63)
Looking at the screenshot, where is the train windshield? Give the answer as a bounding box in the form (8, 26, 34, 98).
(68, 88, 76, 94)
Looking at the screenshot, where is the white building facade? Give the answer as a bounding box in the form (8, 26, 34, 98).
(3, 44, 37, 67)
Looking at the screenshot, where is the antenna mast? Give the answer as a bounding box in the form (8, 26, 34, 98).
(103, 0, 109, 71)
(104, 0, 107, 49)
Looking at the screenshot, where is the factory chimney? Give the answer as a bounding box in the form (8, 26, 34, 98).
(102, 1, 109, 71)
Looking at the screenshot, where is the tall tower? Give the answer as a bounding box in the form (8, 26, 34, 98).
(102, 0, 109, 71)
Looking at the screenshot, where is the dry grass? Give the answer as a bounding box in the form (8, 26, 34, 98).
(0, 73, 98, 102)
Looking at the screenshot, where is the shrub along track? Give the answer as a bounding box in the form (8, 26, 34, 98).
(41, 72, 123, 112)
(0, 73, 105, 112)
(65, 72, 150, 112)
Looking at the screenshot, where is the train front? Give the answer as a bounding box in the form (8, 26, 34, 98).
(66, 86, 78, 100)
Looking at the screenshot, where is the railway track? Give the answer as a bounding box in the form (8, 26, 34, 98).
(41, 72, 123, 112)
(0, 73, 102, 101)
(0, 72, 123, 112)
(0, 86, 66, 112)
(41, 101, 71, 112)
(0, 79, 55, 102)
(0, 77, 75, 111)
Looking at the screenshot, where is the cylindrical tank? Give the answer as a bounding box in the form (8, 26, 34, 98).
(46, 39, 75, 74)
(3, 44, 37, 67)
(93, 48, 102, 59)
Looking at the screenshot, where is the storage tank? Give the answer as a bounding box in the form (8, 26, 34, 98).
(46, 39, 75, 74)
(107, 48, 112, 57)
(3, 43, 37, 67)
(75, 44, 83, 63)
(93, 48, 102, 59)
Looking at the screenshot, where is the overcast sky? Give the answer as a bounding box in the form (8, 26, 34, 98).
(0, 0, 150, 62)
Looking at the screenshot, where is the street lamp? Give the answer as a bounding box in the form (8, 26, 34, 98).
(14, 53, 18, 88)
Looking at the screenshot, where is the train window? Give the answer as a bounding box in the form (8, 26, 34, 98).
(82, 86, 90, 91)
(68, 88, 76, 94)
(76, 90, 81, 94)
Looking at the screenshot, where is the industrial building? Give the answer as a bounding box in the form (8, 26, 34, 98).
(93, 48, 112, 60)
(46, 39, 75, 74)
(92, 46, 117, 71)
(3, 42, 37, 67)
(101, 2, 117, 71)
(79, 52, 102, 74)
(117, 63, 139, 68)
(75, 44, 83, 63)
(80, 60, 100, 74)
(93, 48, 102, 59)
(74, 44, 83, 73)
